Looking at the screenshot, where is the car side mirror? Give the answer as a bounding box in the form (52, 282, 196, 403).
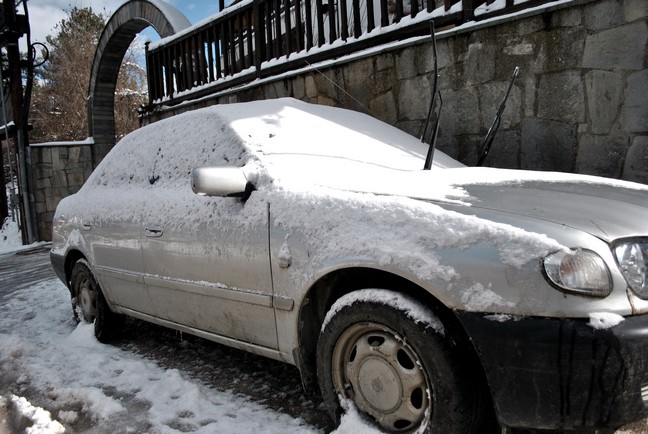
(191, 166, 250, 197)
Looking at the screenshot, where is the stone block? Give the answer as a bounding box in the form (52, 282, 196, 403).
(273, 79, 291, 98)
(582, 21, 648, 71)
(551, 7, 582, 28)
(480, 130, 520, 169)
(35, 201, 47, 214)
(395, 46, 417, 80)
(440, 88, 480, 136)
(456, 134, 485, 166)
(67, 172, 85, 187)
(545, 27, 586, 72)
(521, 118, 577, 172)
(576, 134, 628, 178)
(263, 83, 277, 99)
(305, 74, 317, 98)
(45, 193, 62, 213)
(369, 91, 398, 126)
(621, 68, 648, 133)
(624, 0, 648, 23)
(439, 62, 464, 91)
(313, 69, 343, 99)
(516, 15, 546, 36)
(464, 42, 496, 85)
(523, 78, 536, 117)
(584, 0, 623, 31)
(40, 147, 52, 164)
(375, 53, 394, 72)
(417, 40, 451, 74)
(435, 135, 460, 161)
(316, 95, 336, 106)
(585, 70, 623, 134)
(537, 71, 585, 123)
(68, 146, 81, 161)
(397, 75, 432, 121)
(34, 189, 45, 204)
(80, 146, 93, 162)
(478, 81, 522, 130)
(293, 76, 305, 99)
(369, 69, 394, 96)
(344, 58, 374, 103)
(623, 136, 648, 183)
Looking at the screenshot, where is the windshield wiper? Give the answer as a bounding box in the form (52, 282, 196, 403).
(476, 66, 520, 167)
(422, 21, 442, 171)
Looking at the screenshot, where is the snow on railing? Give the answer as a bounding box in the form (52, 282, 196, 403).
(144, 0, 561, 106)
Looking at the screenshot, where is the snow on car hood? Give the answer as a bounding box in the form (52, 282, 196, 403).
(260, 150, 648, 243)
(451, 168, 648, 242)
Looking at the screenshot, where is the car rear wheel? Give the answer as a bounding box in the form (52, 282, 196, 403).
(316, 289, 486, 433)
(70, 260, 122, 342)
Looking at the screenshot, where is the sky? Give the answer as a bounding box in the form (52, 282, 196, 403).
(26, 0, 221, 49)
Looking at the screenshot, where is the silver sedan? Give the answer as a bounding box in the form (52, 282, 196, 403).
(51, 98, 648, 433)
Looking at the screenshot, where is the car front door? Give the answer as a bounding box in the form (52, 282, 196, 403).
(141, 186, 278, 349)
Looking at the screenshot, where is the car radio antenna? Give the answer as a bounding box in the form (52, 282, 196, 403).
(476, 66, 520, 167)
(422, 21, 442, 170)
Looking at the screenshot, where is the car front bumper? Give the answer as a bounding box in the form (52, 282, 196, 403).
(456, 311, 648, 430)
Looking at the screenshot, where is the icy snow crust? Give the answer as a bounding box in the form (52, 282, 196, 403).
(323, 289, 445, 333)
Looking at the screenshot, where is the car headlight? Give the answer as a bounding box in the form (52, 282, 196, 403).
(543, 249, 612, 297)
(614, 240, 648, 299)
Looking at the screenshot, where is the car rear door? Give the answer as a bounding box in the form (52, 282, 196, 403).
(78, 141, 154, 316)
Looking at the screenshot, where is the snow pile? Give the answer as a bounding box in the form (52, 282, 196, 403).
(588, 312, 625, 330)
(8, 395, 65, 434)
(460, 283, 515, 311)
(323, 289, 444, 334)
(0, 216, 22, 254)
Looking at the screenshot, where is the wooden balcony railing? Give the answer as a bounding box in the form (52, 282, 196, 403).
(144, 0, 558, 107)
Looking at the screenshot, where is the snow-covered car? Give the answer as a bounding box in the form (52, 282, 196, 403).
(51, 98, 648, 432)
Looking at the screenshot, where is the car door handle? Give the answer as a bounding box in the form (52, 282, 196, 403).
(145, 225, 164, 238)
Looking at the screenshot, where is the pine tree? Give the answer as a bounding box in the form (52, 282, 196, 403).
(30, 7, 147, 143)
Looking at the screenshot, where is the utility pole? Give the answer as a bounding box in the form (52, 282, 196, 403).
(0, 131, 6, 222)
(1, 0, 35, 243)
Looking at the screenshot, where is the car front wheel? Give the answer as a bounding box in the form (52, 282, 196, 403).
(316, 289, 487, 433)
(70, 259, 122, 342)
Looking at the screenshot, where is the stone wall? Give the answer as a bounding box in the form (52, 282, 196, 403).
(147, 0, 648, 182)
(30, 144, 94, 241)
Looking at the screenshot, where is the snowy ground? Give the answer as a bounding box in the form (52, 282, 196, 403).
(1, 214, 646, 433)
(0, 215, 22, 255)
(0, 217, 378, 434)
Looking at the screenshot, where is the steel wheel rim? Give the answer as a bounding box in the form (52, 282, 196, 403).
(331, 322, 431, 432)
(77, 276, 96, 322)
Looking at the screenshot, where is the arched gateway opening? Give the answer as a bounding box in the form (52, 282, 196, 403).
(88, 0, 190, 164)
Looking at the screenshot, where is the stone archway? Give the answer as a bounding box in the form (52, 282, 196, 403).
(88, 0, 190, 164)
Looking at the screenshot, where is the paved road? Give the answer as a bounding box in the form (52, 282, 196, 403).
(0, 246, 54, 294)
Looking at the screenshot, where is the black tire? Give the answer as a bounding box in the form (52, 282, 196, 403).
(70, 259, 122, 342)
(316, 289, 488, 433)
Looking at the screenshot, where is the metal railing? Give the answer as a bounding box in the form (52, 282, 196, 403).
(145, 0, 556, 107)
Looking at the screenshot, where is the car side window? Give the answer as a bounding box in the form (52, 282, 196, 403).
(87, 111, 249, 190)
